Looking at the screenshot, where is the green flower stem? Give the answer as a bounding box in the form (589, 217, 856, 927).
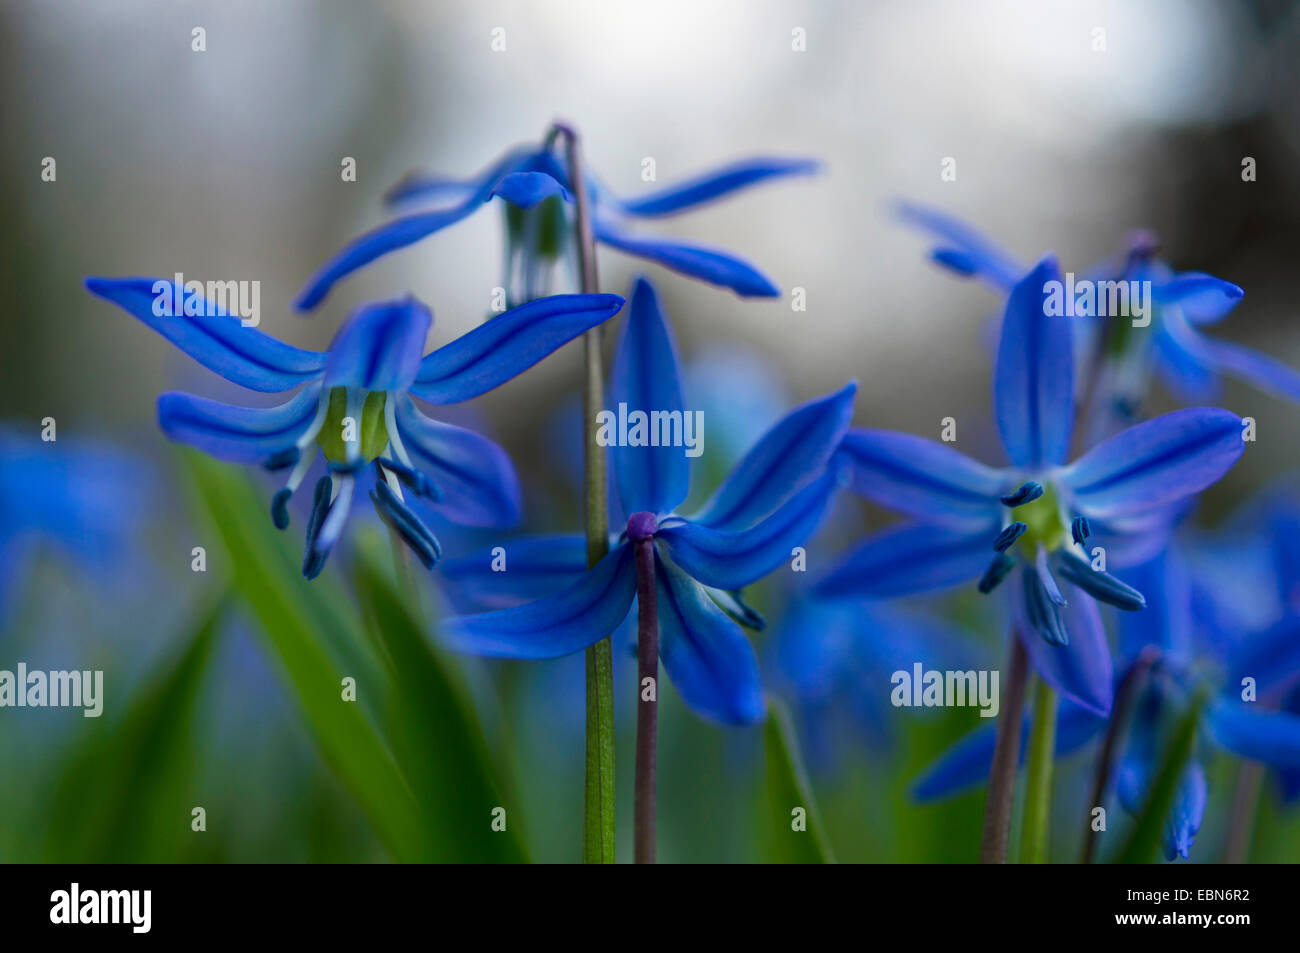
(980, 633, 1029, 863)
(1224, 761, 1263, 863)
(1019, 678, 1058, 864)
(552, 121, 617, 864)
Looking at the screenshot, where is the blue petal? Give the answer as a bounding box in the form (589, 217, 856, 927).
(442, 544, 637, 658)
(440, 534, 588, 609)
(1113, 550, 1193, 664)
(410, 293, 625, 404)
(86, 277, 326, 393)
(655, 552, 764, 724)
(658, 468, 839, 591)
(691, 382, 857, 531)
(814, 523, 993, 599)
(1062, 408, 1245, 519)
(383, 173, 476, 207)
(836, 428, 1006, 527)
(616, 157, 820, 217)
(295, 146, 534, 310)
(608, 277, 690, 516)
(593, 217, 780, 297)
(994, 256, 1074, 468)
(1226, 614, 1300, 701)
(1208, 701, 1300, 768)
(322, 297, 431, 392)
(490, 171, 571, 208)
(1154, 271, 1244, 325)
(912, 700, 1104, 800)
(157, 385, 323, 465)
(394, 396, 521, 527)
(1016, 580, 1113, 715)
(895, 201, 1025, 290)
(1164, 316, 1300, 405)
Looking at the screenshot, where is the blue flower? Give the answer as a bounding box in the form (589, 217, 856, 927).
(898, 202, 1300, 410)
(913, 543, 1300, 861)
(295, 141, 819, 310)
(816, 258, 1247, 715)
(0, 427, 150, 621)
(85, 277, 623, 578)
(441, 277, 856, 724)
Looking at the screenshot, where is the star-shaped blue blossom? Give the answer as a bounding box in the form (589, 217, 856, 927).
(85, 277, 623, 578)
(899, 202, 1300, 409)
(441, 277, 856, 724)
(816, 257, 1247, 715)
(295, 140, 819, 310)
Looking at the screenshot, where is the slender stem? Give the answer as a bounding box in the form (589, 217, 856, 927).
(551, 121, 616, 864)
(633, 538, 658, 864)
(980, 633, 1029, 864)
(1224, 761, 1263, 863)
(1019, 679, 1058, 863)
(1081, 647, 1159, 863)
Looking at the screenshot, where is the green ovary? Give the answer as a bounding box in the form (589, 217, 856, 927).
(1011, 483, 1068, 554)
(317, 387, 389, 464)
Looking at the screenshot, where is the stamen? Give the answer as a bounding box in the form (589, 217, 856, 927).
(316, 474, 355, 556)
(264, 446, 300, 471)
(1024, 570, 1068, 646)
(978, 553, 1016, 594)
(1054, 550, 1146, 611)
(271, 488, 292, 530)
(296, 389, 332, 450)
(1071, 515, 1091, 547)
(1000, 481, 1043, 507)
(302, 475, 333, 579)
(383, 398, 414, 469)
(993, 521, 1027, 552)
(1035, 546, 1067, 607)
(370, 481, 443, 570)
(377, 457, 443, 501)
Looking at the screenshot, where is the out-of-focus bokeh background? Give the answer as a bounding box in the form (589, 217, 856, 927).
(3, 0, 1300, 863)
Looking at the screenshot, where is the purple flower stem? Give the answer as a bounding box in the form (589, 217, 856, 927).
(633, 537, 659, 864)
(1080, 647, 1160, 863)
(980, 633, 1029, 863)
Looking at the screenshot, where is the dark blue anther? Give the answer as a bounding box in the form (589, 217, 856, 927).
(993, 521, 1028, 552)
(271, 487, 293, 530)
(977, 553, 1016, 594)
(1024, 570, 1068, 646)
(1071, 515, 1091, 547)
(1000, 481, 1043, 507)
(370, 481, 442, 570)
(302, 476, 333, 580)
(377, 457, 443, 501)
(264, 446, 301, 471)
(328, 456, 367, 476)
(1055, 550, 1146, 611)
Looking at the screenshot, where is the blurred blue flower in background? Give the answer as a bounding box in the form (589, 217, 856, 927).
(85, 277, 623, 578)
(296, 138, 819, 309)
(898, 202, 1300, 415)
(0, 427, 150, 624)
(816, 258, 1247, 716)
(443, 277, 854, 723)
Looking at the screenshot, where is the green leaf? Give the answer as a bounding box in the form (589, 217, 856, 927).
(352, 538, 528, 863)
(44, 595, 225, 862)
(1115, 688, 1208, 864)
(759, 696, 835, 863)
(180, 451, 427, 861)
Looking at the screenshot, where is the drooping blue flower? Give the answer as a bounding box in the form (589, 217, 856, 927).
(295, 140, 819, 310)
(816, 258, 1248, 715)
(913, 542, 1300, 861)
(85, 277, 623, 578)
(0, 427, 150, 622)
(441, 276, 856, 724)
(898, 202, 1300, 412)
